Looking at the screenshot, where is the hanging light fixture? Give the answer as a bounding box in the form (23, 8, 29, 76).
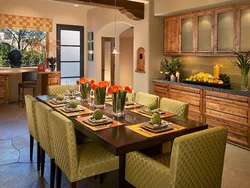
(112, 0, 119, 54)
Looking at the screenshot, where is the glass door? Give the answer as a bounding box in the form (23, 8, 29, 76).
(57, 24, 84, 84)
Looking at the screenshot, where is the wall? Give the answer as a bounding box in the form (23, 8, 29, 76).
(119, 28, 133, 87)
(0, 0, 89, 76)
(155, 0, 250, 16)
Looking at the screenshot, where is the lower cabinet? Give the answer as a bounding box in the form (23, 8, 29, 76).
(41, 72, 60, 95)
(153, 81, 250, 149)
(0, 75, 8, 104)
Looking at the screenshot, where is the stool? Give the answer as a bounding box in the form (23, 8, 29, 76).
(18, 72, 38, 108)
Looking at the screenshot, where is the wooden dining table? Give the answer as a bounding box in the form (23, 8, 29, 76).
(37, 95, 208, 188)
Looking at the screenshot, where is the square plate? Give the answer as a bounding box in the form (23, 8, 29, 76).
(49, 99, 67, 105)
(83, 116, 113, 126)
(140, 122, 173, 133)
(61, 105, 85, 113)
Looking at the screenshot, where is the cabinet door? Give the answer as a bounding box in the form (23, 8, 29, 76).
(164, 17, 179, 54)
(179, 14, 196, 54)
(238, 4, 250, 52)
(214, 7, 236, 53)
(196, 10, 214, 54)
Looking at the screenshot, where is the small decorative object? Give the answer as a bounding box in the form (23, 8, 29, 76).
(92, 109, 103, 120)
(147, 101, 157, 110)
(161, 58, 182, 80)
(8, 49, 22, 68)
(88, 32, 94, 61)
(107, 85, 132, 117)
(232, 51, 250, 91)
(37, 63, 46, 72)
(213, 65, 220, 79)
(151, 113, 161, 124)
(170, 74, 176, 82)
(135, 47, 145, 73)
(68, 100, 78, 108)
(176, 71, 180, 82)
(219, 74, 230, 84)
(47, 57, 57, 71)
(91, 81, 109, 108)
(76, 77, 95, 100)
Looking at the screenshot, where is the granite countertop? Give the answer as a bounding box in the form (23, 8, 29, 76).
(153, 78, 250, 97)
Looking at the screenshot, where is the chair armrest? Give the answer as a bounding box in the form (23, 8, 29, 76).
(126, 151, 173, 188)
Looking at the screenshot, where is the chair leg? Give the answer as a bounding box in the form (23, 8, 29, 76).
(100, 173, 106, 184)
(56, 166, 62, 188)
(37, 142, 41, 171)
(22, 87, 24, 108)
(18, 86, 20, 106)
(50, 159, 55, 188)
(71, 182, 77, 188)
(30, 134, 34, 161)
(41, 148, 45, 177)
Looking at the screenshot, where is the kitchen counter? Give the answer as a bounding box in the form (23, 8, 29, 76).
(153, 78, 250, 97)
(0, 68, 60, 75)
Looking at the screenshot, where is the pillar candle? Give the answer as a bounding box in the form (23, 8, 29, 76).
(213, 65, 219, 79)
(176, 71, 180, 82)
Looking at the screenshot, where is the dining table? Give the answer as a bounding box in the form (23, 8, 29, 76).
(37, 95, 208, 188)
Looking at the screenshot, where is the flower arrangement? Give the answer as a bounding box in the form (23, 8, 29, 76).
(107, 85, 132, 117)
(160, 58, 182, 80)
(90, 81, 109, 108)
(76, 77, 95, 99)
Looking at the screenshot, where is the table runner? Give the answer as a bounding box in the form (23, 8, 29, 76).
(126, 123, 186, 138)
(130, 109, 175, 118)
(75, 116, 124, 131)
(56, 107, 93, 117)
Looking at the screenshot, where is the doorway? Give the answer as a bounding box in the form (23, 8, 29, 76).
(56, 24, 84, 85)
(101, 37, 115, 85)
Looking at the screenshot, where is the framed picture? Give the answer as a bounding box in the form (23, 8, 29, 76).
(88, 54, 93, 61)
(88, 32, 93, 41)
(88, 42, 93, 51)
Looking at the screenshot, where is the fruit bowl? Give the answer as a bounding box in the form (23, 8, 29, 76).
(183, 80, 231, 89)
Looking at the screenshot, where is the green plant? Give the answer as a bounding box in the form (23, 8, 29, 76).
(161, 58, 182, 74)
(68, 100, 78, 108)
(151, 113, 161, 124)
(232, 51, 250, 75)
(219, 74, 230, 84)
(92, 109, 103, 120)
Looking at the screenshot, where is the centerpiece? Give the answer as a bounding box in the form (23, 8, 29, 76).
(76, 77, 95, 100)
(160, 58, 182, 80)
(91, 81, 109, 108)
(232, 51, 250, 91)
(107, 85, 132, 117)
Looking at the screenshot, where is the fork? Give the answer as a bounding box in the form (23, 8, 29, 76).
(137, 127, 152, 135)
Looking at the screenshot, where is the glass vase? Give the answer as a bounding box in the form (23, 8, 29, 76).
(81, 85, 90, 100)
(94, 87, 106, 108)
(241, 73, 248, 91)
(112, 91, 126, 117)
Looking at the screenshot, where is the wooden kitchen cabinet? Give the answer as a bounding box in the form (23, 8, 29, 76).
(0, 75, 8, 104)
(40, 72, 60, 95)
(164, 17, 179, 55)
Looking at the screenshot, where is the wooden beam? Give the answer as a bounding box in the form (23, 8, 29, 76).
(55, 0, 144, 20)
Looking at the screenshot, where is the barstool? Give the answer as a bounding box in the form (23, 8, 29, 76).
(18, 72, 38, 107)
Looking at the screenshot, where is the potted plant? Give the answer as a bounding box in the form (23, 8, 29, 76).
(232, 51, 250, 91)
(161, 58, 182, 80)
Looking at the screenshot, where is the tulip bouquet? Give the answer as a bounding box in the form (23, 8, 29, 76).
(76, 77, 95, 99)
(90, 81, 109, 108)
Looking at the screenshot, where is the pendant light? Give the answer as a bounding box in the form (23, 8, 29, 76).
(112, 0, 119, 54)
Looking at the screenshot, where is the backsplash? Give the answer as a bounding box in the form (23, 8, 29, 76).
(175, 56, 243, 89)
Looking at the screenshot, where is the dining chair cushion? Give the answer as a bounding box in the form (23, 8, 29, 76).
(47, 84, 78, 95)
(35, 102, 54, 158)
(126, 126, 228, 188)
(25, 95, 39, 141)
(160, 98, 189, 118)
(136, 92, 159, 108)
(50, 111, 119, 182)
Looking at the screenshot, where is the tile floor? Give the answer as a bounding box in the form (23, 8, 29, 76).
(0, 103, 250, 188)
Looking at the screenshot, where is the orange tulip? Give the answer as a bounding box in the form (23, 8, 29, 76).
(112, 85, 119, 92)
(76, 80, 80, 85)
(124, 86, 132, 93)
(104, 81, 109, 87)
(91, 83, 99, 90)
(99, 81, 106, 88)
(90, 79, 95, 85)
(107, 87, 113, 95)
(118, 86, 123, 91)
(80, 77, 87, 85)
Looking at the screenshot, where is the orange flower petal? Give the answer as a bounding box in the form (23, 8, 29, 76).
(107, 87, 113, 95)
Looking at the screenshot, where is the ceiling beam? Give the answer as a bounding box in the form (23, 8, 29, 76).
(55, 0, 144, 20)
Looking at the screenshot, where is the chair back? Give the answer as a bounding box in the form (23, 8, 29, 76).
(160, 98, 189, 118)
(136, 92, 159, 108)
(170, 126, 228, 188)
(47, 84, 78, 95)
(35, 102, 54, 158)
(50, 111, 78, 181)
(25, 95, 39, 141)
(22, 72, 38, 84)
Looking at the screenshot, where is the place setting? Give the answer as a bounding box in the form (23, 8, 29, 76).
(45, 94, 69, 107)
(75, 109, 124, 131)
(130, 106, 175, 118)
(56, 99, 93, 117)
(126, 113, 186, 137)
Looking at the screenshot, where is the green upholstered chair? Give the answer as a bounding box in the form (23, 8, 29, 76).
(160, 97, 189, 153)
(50, 111, 119, 188)
(136, 92, 159, 108)
(126, 126, 228, 188)
(47, 84, 78, 95)
(35, 102, 55, 187)
(25, 95, 40, 171)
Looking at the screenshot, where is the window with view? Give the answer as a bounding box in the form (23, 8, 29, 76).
(0, 29, 46, 67)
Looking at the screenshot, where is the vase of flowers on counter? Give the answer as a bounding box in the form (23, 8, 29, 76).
(91, 81, 109, 108)
(160, 58, 182, 81)
(232, 51, 250, 91)
(108, 85, 132, 117)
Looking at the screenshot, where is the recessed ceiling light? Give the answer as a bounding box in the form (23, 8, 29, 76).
(74, 4, 79, 7)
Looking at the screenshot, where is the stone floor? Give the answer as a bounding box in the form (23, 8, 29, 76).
(1, 103, 250, 188)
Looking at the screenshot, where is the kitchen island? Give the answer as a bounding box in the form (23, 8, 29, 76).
(153, 78, 250, 149)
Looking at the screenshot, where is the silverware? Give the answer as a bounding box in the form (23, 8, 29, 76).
(137, 127, 152, 135)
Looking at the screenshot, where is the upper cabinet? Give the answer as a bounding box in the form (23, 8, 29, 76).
(163, 2, 250, 56)
(179, 14, 195, 54)
(164, 17, 179, 54)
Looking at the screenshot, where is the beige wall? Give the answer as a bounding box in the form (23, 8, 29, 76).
(155, 0, 250, 16)
(119, 29, 133, 87)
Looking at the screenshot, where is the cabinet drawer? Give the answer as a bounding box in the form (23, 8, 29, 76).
(170, 93, 201, 106)
(188, 111, 202, 122)
(170, 85, 201, 94)
(189, 105, 200, 113)
(154, 91, 166, 98)
(0, 91, 5, 99)
(48, 78, 60, 85)
(155, 85, 167, 93)
(48, 73, 60, 78)
(154, 82, 168, 87)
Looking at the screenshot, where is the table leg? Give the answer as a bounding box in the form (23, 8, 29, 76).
(119, 154, 126, 188)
